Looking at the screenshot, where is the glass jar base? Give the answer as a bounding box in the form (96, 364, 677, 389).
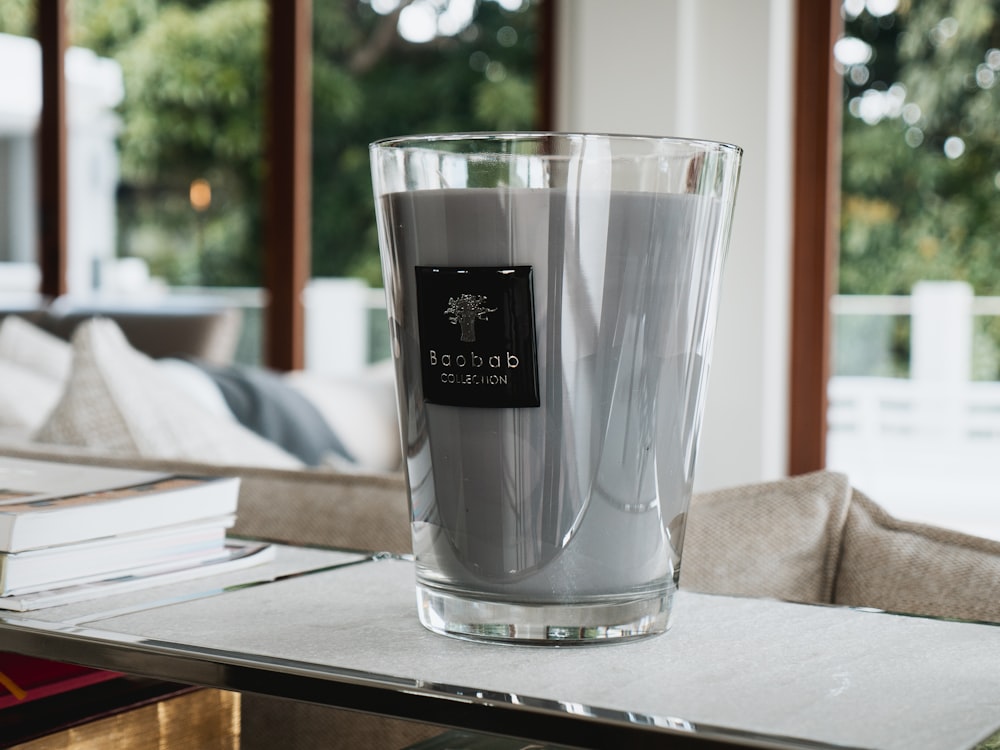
(415, 583, 674, 645)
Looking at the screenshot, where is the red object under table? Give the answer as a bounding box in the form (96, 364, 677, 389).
(0, 653, 120, 710)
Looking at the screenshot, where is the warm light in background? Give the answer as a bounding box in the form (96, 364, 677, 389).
(189, 178, 212, 212)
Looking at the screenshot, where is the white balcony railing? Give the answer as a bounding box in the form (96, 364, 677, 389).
(827, 281, 1000, 541)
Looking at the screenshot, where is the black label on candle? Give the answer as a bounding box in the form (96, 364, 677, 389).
(415, 266, 540, 408)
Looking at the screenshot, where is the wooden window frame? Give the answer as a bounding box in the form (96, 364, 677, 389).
(789, 0, 843, 475)
(37, 0, 68, 300)
(263, 0, 311, 371)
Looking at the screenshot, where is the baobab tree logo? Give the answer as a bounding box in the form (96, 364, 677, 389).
(444, 294, 497, 343)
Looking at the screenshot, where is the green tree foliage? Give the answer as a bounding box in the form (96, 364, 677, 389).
(310, 1, 540, 282)
(0, 0, 32, 34)
(112, 0, 267, 285)
(70, 0, 158, 55)
(840, 0, 1000, 297)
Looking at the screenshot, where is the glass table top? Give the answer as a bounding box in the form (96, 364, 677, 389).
(1, 543, 999, 750)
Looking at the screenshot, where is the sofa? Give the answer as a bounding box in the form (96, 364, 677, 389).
(3, 310, 1000, 747)
(0, 308, 402, 474)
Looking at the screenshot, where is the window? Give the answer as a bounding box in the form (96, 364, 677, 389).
(812, 0, 1000, 539)
(308, 0, 544, 373)
(0, 0, 550, 370)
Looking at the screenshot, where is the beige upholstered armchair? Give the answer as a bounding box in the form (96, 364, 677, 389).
(682, 470, 1000, 624)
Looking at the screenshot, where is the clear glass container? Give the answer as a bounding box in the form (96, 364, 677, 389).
(370, 133, 742, 643)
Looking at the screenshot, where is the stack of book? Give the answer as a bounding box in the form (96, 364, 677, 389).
(0, 456, 266, 611)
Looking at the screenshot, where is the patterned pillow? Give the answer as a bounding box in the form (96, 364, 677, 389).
(33, 318, 304, 469)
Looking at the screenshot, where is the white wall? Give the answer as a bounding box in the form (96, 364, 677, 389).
(554, 0, 794, 491)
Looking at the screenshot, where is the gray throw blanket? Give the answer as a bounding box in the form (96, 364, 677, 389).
(189, 360, 353, 467)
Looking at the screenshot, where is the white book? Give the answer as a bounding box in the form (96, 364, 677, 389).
(0, 456, 240, 552)
(0, 515, 236, 596)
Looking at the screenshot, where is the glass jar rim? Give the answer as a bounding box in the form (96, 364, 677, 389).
(370, 131, 742, 157)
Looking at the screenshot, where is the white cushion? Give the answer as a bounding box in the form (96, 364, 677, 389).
(0, 315, 72, 383)
(284, 361, 401, 473)
(156, 357, 236, 421)
(0, 359, 63, 430)
(33, 318, 304, 469)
